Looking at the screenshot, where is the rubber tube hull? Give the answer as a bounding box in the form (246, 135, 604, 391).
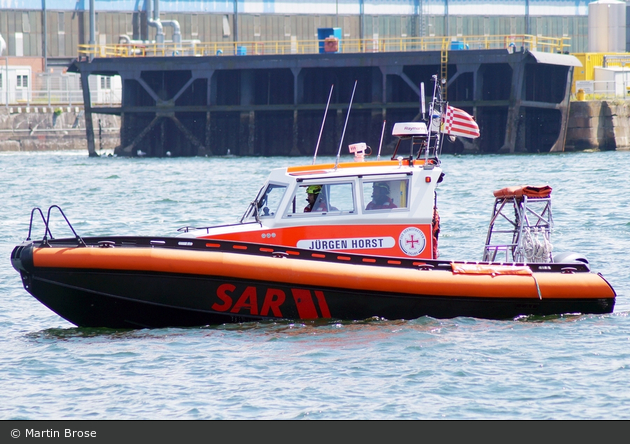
(12, 243, 616, 328)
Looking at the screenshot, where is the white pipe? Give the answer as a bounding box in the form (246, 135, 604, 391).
(154, 0, 181, 45)
(161, 20, 182, 44)
(118, 35, 148, 45)
(146, 0, 164, 43)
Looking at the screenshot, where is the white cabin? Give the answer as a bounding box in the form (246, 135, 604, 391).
(180, 123, 443, 259)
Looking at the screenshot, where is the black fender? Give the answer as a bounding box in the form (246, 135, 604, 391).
(11, 242, 35, 274)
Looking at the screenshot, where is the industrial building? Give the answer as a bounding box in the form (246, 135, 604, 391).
(0, 0, 626, 65)
(0, 1, 629, 156)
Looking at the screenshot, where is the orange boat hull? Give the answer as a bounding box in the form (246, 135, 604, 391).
(11, 237, 615, 328)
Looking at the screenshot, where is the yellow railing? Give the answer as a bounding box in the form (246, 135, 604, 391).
(78, 34, 571, 58)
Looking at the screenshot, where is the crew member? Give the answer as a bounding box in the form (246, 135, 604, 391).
(366, 182, 398, 210)
(304, 185, 328, 212)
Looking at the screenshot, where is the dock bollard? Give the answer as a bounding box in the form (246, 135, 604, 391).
(576, 88, 585, 101)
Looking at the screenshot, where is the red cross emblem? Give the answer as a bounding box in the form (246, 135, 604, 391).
(406, 235, 420, 249)
(399, 227, 426, 257)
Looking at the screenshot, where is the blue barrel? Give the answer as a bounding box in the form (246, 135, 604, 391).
(450, 41, 469, 50)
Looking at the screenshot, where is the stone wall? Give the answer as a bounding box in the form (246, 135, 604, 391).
(565, 101, 630, 151)
(0, 107, 120, 153)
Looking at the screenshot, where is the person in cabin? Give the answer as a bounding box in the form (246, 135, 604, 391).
(304, 185, 331, 212)
(366, 182, 398, 210)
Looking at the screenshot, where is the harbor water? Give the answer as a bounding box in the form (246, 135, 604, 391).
(1, 150, 629, 419)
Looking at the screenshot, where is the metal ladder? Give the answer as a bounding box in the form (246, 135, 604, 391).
(482, 189, 553, 263)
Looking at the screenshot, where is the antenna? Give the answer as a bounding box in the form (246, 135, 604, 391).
(334, 80, 357, 169)
(376, 120, 386, 160)
(424, 75, 440, 164)
(420, 82, 426, 121)
(312, 84, 334, 165)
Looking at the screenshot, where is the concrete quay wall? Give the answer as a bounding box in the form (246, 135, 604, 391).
(0, 107, 120, 153)
(565, 101, 630, 151)
(1, 101, 629, 154)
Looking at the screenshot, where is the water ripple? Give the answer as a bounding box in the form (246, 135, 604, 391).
(2, 150, 630, 419)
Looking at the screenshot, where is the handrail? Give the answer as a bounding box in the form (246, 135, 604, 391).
(26, 205, 86, 247)
(44, 205, 86, 247)
(27, 207, 52, 241)
(77, 34, 571, 58)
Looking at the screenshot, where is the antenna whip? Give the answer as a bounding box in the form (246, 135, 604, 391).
(334, 80, 357, 169)
(313, 84, 334, 165)
(376, 120, 386, 160)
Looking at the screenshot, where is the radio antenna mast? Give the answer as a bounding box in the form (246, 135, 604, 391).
(376, 120, 386, 160)
(313, 84, 334, 165)
(420, 82, 426, 121)
(334, 80, 357, 169)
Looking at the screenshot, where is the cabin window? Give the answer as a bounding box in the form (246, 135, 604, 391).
(362, 179, 409, 211)
(257, 183, 287, 218)
(286, 182, 355, 216)
(327, 183, 355, 213)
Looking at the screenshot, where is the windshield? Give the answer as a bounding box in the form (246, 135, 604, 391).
(243, 183, 287, 221)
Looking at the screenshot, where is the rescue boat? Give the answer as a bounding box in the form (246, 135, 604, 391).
(10, 79, 616, 328)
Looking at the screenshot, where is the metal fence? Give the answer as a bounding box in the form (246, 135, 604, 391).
(77, 34, 571, 58)
(15, 33, 630, 107)
(0, 71, 122, 107)
(574, 79, 630, 101)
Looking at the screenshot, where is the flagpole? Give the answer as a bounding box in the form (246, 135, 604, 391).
(427, 75, 439, 162)
(435, 78, 448, 160)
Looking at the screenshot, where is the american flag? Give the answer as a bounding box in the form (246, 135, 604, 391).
(441, 106, 480, 139)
